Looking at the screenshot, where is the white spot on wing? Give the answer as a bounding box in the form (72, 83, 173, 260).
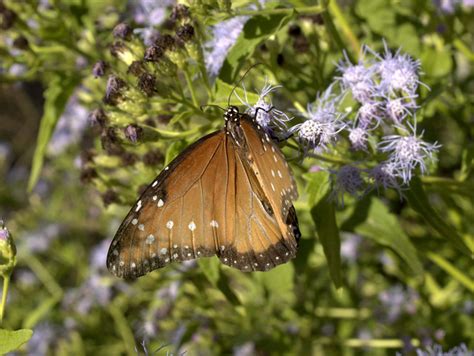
(271, 183, 275, 192)
(152, 181, 158, 187)
(210, 220, 219, 228)
(146, 234, 155, 244)
(157, 199, 164, 207)
(277, 170, 282, 178)
(132, 218, 138, 225)
(188, 221, 196, 231)
(138, 224, 145, 231)
(160, 248, 168, 255)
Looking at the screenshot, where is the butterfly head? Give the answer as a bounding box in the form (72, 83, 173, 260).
(224, 106, 240, 123)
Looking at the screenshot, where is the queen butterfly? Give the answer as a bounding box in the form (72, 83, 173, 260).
(107, 105, 301, 279)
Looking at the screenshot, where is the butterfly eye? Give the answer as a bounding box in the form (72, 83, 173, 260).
(107, 107, 300, 278)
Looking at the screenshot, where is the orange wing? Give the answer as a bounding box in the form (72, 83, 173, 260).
(107, 114, 300, 279)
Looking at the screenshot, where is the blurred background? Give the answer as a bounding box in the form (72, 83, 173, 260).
(0, 0, 473, 355)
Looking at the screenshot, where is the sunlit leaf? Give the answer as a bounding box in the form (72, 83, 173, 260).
(0, 329, 33, 354)
(27, 73, 81, 192)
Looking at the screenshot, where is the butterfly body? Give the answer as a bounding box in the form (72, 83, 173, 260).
(107, 106, 300, 279)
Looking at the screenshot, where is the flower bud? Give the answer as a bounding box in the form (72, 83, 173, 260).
(144, 45, 164, 62)
(137, 73, 157, 97)
(124, 124, 143, 143)
(176, 24, 195, 43)
(92, 60, 108, 78)
(0, 222, 16, 278)
(113, 23, 133, 40)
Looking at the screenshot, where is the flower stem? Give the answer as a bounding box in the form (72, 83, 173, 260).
(183, 68, 199, 107)
(0, 276, 9, 323)
(327, 0, 360, 59)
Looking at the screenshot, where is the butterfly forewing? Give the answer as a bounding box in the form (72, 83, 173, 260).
(107, 130, 225, 279)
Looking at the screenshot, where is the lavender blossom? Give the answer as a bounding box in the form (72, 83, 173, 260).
(356, 101, 383, 129)
(384, 95, 418, 123)
(329, 165, 365, 205)
(368, 161, 402, 193)
(204, 16, 249, 77)
(348, 126, 369, 151)
(340, 233, 362, 263)
(292, 87, 346, 152)
(237, 80, 291, 135)
(131, 0, 175, 45)
(378, 123, 440, 184)
(336, 51, 375, 103)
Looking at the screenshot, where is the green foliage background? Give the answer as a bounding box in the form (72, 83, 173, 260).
(0, 0, 473, 354)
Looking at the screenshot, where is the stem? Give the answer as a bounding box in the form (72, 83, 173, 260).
(183, 68, 199, 107)
(327, 0, 360, 58)
(0, 276, 9, 323)
(234, 5, 324, 16)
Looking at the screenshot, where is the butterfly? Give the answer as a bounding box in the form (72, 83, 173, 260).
(107, 105, 301, 279)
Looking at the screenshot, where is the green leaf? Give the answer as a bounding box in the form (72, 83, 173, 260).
(212, 79, 260, 106)
(311, 194, 342, 288)
(421, 47, 453, 78)
(198, 257, 220, 286)
(219, 11, 294, 83)
(355, 198, 424, 276)
(0, 329, 33, 354)
(406, 177, 471, 258)
(28, 73, 81, 192)
(304, 171, 330, 207)
(254, 262, 295, 301)
(355, 0, 395, 36)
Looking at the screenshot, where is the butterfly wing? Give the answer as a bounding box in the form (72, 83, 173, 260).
(107, 112, 300, 278)
(107, 130, 228, 279)
(217, 115, 300, 271)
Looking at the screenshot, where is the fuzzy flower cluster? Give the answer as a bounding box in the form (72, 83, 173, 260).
(285, 43, 440, 203)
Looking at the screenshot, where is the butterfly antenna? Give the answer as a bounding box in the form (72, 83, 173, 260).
(227, 63, 266, 108)
(200, 104, 225, 112)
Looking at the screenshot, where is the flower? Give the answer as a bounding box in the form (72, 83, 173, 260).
(236, 80, 291, 136)
(356, 101, 383, 129)
(372, 43, 425, 96)
(368, 161, 402, 193)
(378, 284, 419, 323)
(336, 51, 375, 103)
(378, 123, 440, 184)
(329, 165, 365, 205)
(292, 87, 346, 152)
(340, 233, 362, 263)
(348, 126, 369, 151)
(204, 16, 249, 77)
(384, 95, 417, 123)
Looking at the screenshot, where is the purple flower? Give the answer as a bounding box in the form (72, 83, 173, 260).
(292, 87, 346, 152)
(237, 80, 291, 135)
(368, 161, 402, 193)
(329, 165, 365, 205)
(204, 16, 249, 77)
(336, 51, 375, 103)
(348, 126, 369, 151)
(356, 101, 383, 129)
(378, 123, 440, 184)
(372, 44, 425, 96)
(384, 95, 418, 123)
